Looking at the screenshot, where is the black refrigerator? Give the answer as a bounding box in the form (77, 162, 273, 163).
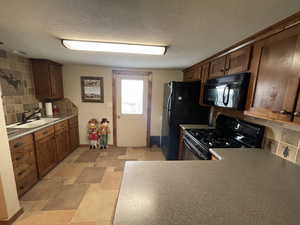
(161, 81, 209, 160)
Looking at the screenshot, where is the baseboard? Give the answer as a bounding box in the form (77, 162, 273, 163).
(0, 208, 23, 225)
(150, 136, 161, 147)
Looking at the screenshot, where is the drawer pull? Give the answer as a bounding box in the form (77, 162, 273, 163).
(19, 185, 24, 190)
(18, 170, 26, 176)
(15, 156, 24, 161)
(14, 142, 24, 148)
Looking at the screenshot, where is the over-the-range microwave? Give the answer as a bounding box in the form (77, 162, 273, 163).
(203, 72, 250, 110)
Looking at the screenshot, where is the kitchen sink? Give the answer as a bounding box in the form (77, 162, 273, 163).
(7, 118, 60, 129)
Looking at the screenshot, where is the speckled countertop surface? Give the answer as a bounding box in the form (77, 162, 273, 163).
(113, 148, 300, 225)
(179, 124, 214, 130)
(7, 113, 77, 141)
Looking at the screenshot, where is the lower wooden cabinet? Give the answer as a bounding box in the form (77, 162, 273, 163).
(34, 130, 57, 177)
(9, 116, 80, 196)
(9, 134, 38, 197)
(69, 116, 79, 151)
(55, 121, 70, 162)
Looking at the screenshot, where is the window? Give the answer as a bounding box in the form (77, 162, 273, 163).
(121, 79, 144, 114)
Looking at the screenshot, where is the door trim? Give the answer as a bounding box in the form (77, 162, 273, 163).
(112, 70, 152, 147)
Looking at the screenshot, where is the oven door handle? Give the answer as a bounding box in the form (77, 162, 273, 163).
(183, 136, 208, 160)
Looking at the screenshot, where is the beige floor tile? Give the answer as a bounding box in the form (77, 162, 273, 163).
(99, 171, 123, 190)
(21, 179, 64, 201)
(47, 163, 94, 178)
(96, 220, 112, 225)
(43, 184, 89, 210)
(14, 210, 75, 225)
(142, 151, 165, 160)
(70, 222, 97, 225)
(75, 167, 106, 184)
(72, 184, 118, 222)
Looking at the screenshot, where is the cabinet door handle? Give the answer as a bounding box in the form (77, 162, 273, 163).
(14, 142, 24, 148)
(279, 110, 292, 115)
(273, 110, 292, 115)
(42, 131, 48, 135)
(15, 155, 24, 161)
(19, 185, 24, 190)
(294, 112, 300, 116)
(18, 170, 26, 176)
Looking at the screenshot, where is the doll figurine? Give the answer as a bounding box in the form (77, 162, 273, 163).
(88, 118, 98, 149)
(98, 118, 110, 149)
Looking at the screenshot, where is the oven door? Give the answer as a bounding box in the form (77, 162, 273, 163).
(183, 136, 208, 160)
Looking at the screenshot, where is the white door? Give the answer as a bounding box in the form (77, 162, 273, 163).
(116, 75, 148, 147)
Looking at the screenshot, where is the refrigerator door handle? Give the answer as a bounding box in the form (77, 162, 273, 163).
(167, 88, 173, 125)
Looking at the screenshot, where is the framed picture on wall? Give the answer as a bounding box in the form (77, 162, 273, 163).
(80, 76, 104, 103)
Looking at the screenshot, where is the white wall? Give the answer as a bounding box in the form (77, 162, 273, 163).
(62, 65, 182, 145)
(0, 86, 21, 220)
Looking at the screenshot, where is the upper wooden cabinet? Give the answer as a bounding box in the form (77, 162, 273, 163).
(208, 56, 227, 78)
(247, 24, 300, 122)
(208, 46, 251, 79)
(32, 59, 64, 100)
(183, 65, 201, 81)
(225, 46, 251, 75)
(199, 62, 210, 106)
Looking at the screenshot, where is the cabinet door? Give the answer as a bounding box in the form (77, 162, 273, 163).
(199, 62, 210, 106)
(49, 63, 64, 99)
(35, 135, 57, 177)
(32, 60, 52, 99)
(55, 131, 66, 162)
(183, 66, 201, 81)
(225, 46, 251, 75)
(249, 25, 300, 122)
(208, 56, 226, 78)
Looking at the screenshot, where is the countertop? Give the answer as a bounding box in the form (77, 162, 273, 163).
(7, 113, 77, 141)
(179, 124, 214, 130)
(113, 148, 300, 225)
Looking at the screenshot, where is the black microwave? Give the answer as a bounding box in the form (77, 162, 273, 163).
(203, 72, 250, 110)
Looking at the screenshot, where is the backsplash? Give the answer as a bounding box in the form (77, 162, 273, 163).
(0, 49, 39, 124)
(214, 109, 300, 166)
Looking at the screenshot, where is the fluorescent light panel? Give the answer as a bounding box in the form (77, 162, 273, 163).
(62, 40, 166, 55)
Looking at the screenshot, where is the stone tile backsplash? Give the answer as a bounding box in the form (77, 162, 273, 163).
(0, 49, 39, 124)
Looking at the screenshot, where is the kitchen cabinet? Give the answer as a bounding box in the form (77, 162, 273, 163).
(34, 126, 57, 177)
(225, 46, 251, 75)
(199, 62, 210, 106)
(208, 46, 251, 79)
(55, 120, 70, 162)
(9, 134, 38, 197)
(69, 116, 79, 151)
(208, 56, 227, 78)
(247, 24, 300, 122)
(32, 59, 64, 100)
(183, 65, 201, 81)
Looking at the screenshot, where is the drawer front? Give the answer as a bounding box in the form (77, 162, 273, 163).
(34, 126, 54, 141)
(11, 143, 35, 163)
(16, 167, 38, 197)
(10, 134, 33, 151)
(54, 120, 68, 132)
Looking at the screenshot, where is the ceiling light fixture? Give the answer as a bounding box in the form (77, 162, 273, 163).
(62, 39, 167, 55)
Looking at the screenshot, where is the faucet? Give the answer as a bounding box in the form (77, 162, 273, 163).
(20, 108, 41, 124)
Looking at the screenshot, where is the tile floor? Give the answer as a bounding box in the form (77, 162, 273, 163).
(14, 146, 165, 225)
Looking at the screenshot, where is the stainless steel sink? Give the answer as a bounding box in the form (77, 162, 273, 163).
(7, 118, 60, 129)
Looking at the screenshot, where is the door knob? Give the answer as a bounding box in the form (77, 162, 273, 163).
(117, 115, 121, 119)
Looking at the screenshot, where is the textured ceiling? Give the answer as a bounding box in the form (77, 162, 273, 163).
(0, 0, 300, 69)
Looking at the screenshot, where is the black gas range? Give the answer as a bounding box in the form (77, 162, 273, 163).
(183, 115, 265, 160)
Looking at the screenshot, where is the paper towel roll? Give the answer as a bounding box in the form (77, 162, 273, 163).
(45, 102, 53, 116)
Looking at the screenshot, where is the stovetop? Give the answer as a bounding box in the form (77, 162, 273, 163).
(187, 128, 244, 148)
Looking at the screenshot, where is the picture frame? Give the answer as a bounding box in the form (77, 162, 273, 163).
(80, 76, 104, 103)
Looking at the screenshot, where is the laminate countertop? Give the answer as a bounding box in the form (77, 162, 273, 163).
(7, 113, 77, 141)
(113, 148, 300, 225)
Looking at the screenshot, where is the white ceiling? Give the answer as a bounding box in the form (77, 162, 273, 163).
(0, 0, 300, 69)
